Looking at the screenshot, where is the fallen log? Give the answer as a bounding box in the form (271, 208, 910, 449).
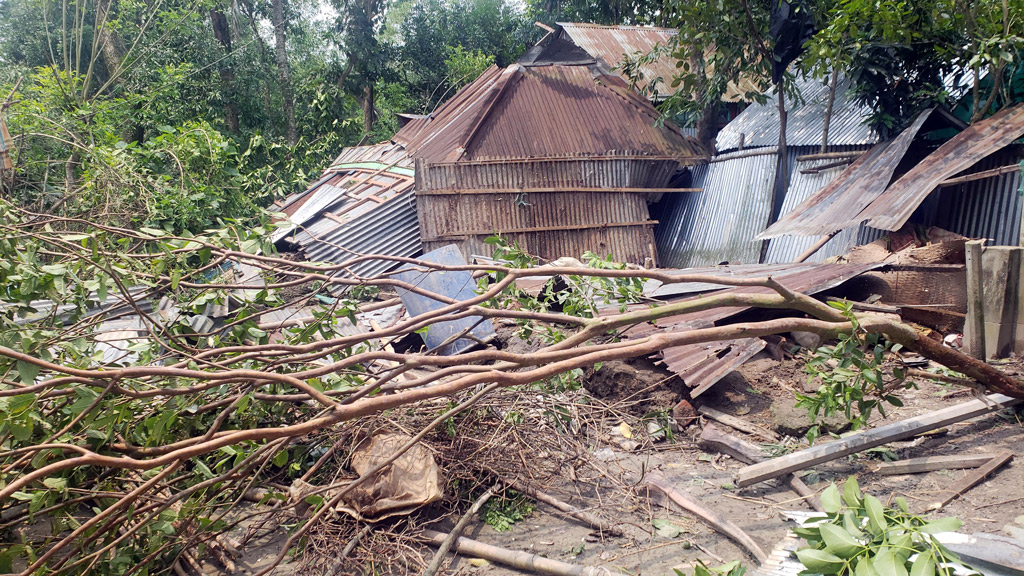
(734, 394, 1020, 488)
(507, 480, 622, 537)
(645, 473, 768, 563)
(698, 424, 822, 512)
(698, 406, 780, 442)
(423, 485, 497, 576)
(873, 453, 994, 476)
(420, 529, 625, 576)
(928, 451, 1014, 511)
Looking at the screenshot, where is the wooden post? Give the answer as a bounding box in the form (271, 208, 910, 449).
(965, 239, 987, 359)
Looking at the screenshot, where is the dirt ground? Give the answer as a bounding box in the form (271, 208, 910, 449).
(437, 352, 1024, 576)
(214, 349, 1024, 576)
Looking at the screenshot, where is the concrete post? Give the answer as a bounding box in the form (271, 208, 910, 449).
(965, 240, 987, 360)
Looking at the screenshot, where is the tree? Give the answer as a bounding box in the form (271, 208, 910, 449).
(272, 0, 299, 145)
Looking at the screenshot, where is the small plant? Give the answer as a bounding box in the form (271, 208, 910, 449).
(797, 300, 910, 443)
(793, 477, 978, 576)
(482, 491, 535, 532)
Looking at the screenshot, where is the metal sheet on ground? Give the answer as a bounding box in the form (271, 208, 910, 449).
(393, 244, 495, 356)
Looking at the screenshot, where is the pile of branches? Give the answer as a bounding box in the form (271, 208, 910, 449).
(1, 200, 1022, 575)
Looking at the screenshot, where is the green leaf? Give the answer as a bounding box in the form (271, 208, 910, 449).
(9, 393, 36, 414)
(273, 449, 289, 468)
(872, 549, 908, 576)
(918, 517, 962, 534)
(170, 270, 181, 291)
(822, 483, 842, 513)
(864, 495, 888, 534)
(909, 551, 934, 576)
(819, 523, 862, 558)
(854, 557, 881, 576)
(796, 548, 846, 574)
(42, 477, 67, 491)
(247, 326, 267, 339)
(652, 518, 685, 538)
(843, 476, 863, 507)
(16, 360, 40, 385)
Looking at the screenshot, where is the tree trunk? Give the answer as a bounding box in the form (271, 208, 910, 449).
(362, 82, 375, 137)
(95, 0, 123, 82)
(209, 8, 240, 135)
(820, 69, 838, 153)
(760, 77, 788, 263)
(272, 0, 298, 146)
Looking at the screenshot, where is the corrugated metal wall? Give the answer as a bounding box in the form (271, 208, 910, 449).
(932, 146, 1024, 246)
(417, 157, 679, 264)
(654, 149, 776, 268)
(655, 146, 886, 268)
(765, 146, 878, 263)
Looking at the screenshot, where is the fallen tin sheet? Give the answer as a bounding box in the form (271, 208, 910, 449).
(758, 108, 934, 239)
(616, 262, 879, 396)
(393, 244, 495, 356)
(864, 104, 1024, 231)
(659, 336, 766, 398)
(762, 104, 1024, 238)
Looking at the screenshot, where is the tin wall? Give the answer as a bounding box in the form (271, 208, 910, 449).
(417, 157, 678, 264)
(932, 146, 1024, 246)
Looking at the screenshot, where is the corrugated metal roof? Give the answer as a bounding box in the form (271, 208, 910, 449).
(392, 63, 706, 164)
(274, 143, 421, 278)
(762, 105, 1024, 239)
(557, 23, 677, 100)
(758, 110, 934, 239)
(716, 76, 879, 151)
(532, 23, 759, 103)
(654, 148, 777, 268)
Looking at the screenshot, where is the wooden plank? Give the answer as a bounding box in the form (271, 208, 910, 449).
(938, 164, 1022, 188)
(928, 451, 1013, 511)
(873, 453, 994, 475)
(646, 474, 768, 562)
(417, 187, 702, 196)
(699, 423, 822, 512)
(428, 220, 658, 238)
(734, 394, 1020, 488)
(698, 406, 780, 442)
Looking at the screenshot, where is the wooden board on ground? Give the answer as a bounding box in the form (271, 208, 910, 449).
(873, 453, 994, 475)
(734, 394, 1019, 488)
(928, 451, 1014, 511)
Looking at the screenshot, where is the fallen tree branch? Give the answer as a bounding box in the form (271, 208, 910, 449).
(420, 529, 625, 576)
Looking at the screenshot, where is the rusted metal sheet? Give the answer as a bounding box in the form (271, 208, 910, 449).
(553, 23, 678, 100)
(392, 64, 706, 164)
(864, 104, 1024, 231)
(659, 336, 766, 398)
(762, 105, 1024, 239)
(416, 156, 680, 264)
(758, 109, 934, 239)
(527, 23, 758, 103)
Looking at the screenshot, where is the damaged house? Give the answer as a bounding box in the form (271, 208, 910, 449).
(276, 59, 707, 269)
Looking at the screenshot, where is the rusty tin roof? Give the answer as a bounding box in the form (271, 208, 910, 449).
(760, 104, 1024, 238)
(392, 63, 706, 164)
